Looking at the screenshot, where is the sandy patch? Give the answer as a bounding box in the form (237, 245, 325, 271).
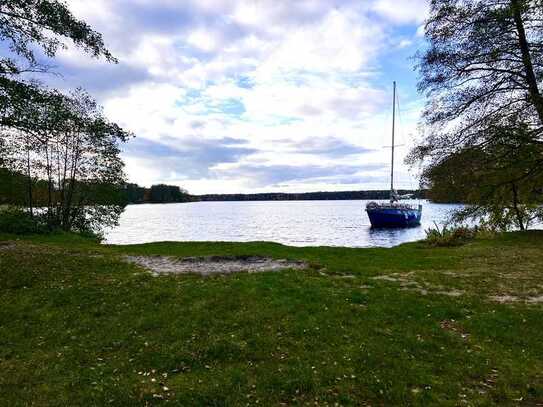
(489, 294, 520, 303)
(0, 242, 16, 251)
(124, 255, 307, 276)
(489, 294, 543, 304)
(371, 275, 402, 282)
(399, 287, 465, 297)
(370, 273, 466, 298)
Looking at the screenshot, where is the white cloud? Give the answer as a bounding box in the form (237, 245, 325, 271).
(416, 24, 426, 38)
(186, 30, 218, 52)
(398, 39, 413, 48)
(372, 0, 429, 25)
(52, 0, 425, 193)
(255, 9, 382, 78)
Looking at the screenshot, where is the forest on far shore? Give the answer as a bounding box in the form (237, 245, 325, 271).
(197, 190, 426, 202)
(1, 168, 427, 205)
(80, 184, 428, 204)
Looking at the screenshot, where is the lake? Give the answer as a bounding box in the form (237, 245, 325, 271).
(105, 200, 462, 248)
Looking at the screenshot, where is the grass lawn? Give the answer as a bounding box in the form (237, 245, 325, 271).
(0, 232, 542, 406)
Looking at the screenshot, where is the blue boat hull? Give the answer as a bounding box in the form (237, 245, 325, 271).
(366, 207, 422, 228)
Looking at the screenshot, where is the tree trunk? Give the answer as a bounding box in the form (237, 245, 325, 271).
(511, 182, 526, 230)
(56, 139, 62, 219)
(25, 138, 33, 218)
(511, 0, 543, 125)
(44, 140, 53, 227)
(63, 132, 81, 229)
(60, 134, 69, 224)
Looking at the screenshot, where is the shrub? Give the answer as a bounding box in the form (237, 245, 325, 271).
(77, 228, 104, 242)
(0, 208, 48, 234)
(474, 224, 499, 240)
(425, 223, 479, 247)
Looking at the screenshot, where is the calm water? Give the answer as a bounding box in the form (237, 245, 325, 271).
(105, 200, 462, 248)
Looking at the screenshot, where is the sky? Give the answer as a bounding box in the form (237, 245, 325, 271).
(48, 0, 429, 194)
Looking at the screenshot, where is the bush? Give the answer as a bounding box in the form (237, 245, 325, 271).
(77, 228, 104, 243)
(0, 206, 106, 240)
(0, 207, 48, 234)
(425, 223, 480, 247)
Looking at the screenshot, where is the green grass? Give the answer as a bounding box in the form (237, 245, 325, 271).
(0, 232, 542, 406)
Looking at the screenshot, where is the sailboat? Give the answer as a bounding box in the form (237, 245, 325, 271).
(366, 82, 422, 228)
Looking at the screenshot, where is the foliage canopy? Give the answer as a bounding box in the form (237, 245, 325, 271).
(412, 0, 543, 229)
(0, 0, 130, 236)
(0, 0, 116, 75)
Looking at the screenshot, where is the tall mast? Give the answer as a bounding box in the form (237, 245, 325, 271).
(390, 81, 396, 202)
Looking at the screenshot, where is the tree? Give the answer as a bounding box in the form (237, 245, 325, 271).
(0, 0, 118, 143)
(123, 183, 146, 204)
(149, 184, 191, 203)
(0, 0, 117, 127)
(417, 0, 543, 137)
(0, 168, 26, 205)
(411, 0, 543, 228)
(422, 121, 543, 230)
(0, 1, 133, 236)
(1, 88, 131, 233)
(0, 0, 116, 76)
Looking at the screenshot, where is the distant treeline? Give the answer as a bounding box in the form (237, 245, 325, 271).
(0, 170, 195, 206)
(1, 169, 427, 205)
(197, 190, 426, 202)
(126, 186, 427, 203)
(123, 183, 194, 204)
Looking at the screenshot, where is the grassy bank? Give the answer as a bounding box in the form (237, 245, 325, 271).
(0, 232, 542, 406)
